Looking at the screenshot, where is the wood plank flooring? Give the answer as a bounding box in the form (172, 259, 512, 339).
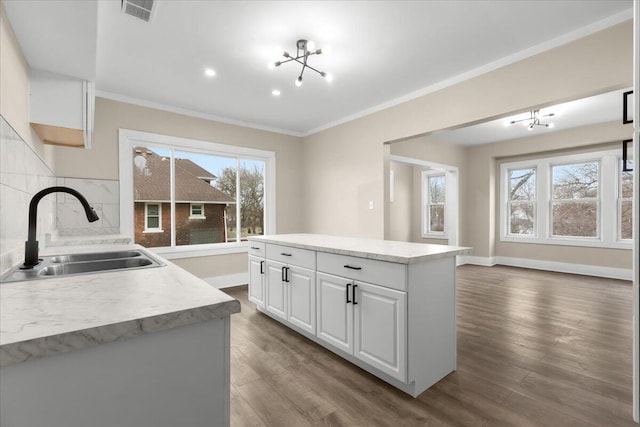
(222, 265, 635, 426)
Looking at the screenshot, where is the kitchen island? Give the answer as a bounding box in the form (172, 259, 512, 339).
(247, 234, 469, 397)
(0, 244, 240, 427)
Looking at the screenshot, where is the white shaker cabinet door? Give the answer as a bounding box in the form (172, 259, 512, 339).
(316, 272, 353, 354)
(353, 281, 407, 382)
(287, 265, 316, 335)
(265, 261, 287, 320)
(248, 255, 265, 308)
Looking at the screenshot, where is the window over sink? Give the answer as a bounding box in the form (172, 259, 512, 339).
(119, 129, 275, 258)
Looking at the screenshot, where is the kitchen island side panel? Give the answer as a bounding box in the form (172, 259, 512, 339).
(408, 256, 457, 392)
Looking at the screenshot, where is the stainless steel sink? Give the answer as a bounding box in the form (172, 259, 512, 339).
(49, 250, 142, 264)
(1, 249, 165, 283)
(39, 258, 154, 276)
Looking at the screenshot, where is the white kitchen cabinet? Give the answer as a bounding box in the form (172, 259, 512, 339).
(317, 272, 353, 354)
(287, 265, 316, 334)
(353, 280, 406, 381)
(248, 255, 265, 308)
(317, 272, 406, 381)
(265, 260, 287, 320)
(264, 259, 316, 334)
(248, 234, 467, 398)
(29, 68, 94, 148)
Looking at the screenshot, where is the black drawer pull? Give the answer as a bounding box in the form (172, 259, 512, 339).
(285, 267, 290, 283)
(281, 252, 292, 257)
(346, 283, 351, 303)
(260, 260, 264, 274)
(352, 284, 358, 305)
(344, 265, 362, 270)
(250, 246, 261, 250)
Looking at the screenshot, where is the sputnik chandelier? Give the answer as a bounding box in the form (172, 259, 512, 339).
(268, 39, 333, 87)
(510, 110, 555, 130)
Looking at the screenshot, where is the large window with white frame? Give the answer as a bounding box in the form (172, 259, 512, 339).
(500, 148, 632, 248)
(422, 170, 447, 238)
(119, 129, 276, 257)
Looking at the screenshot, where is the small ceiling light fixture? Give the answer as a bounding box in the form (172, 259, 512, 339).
(204, 68, 216, 77)
(510, 110, 555, 131)
(268, 39, 332, 87)
(272, 89, 281, 96)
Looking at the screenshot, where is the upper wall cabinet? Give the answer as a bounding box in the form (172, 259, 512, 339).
(29, 69, 94, 149)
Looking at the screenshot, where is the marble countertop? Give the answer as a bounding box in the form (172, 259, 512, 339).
(0, 244, 240, 367)
(249, 234, 471, 264)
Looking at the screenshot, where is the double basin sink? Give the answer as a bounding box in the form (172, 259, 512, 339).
(1, 249, 165, 283)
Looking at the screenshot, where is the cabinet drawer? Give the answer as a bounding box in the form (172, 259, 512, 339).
(317, 252, 406, 291)
(248, 241, 266, 257)
(266, 244, 316, 270)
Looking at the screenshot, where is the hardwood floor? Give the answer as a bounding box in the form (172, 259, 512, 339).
(222, 265, 635, 426)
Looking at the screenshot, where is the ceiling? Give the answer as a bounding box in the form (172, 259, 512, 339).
(429, 88, 632, 146)
(3, 0, 633, 136)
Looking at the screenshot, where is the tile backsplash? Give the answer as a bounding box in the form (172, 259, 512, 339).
(0, 116, 56, 273)
(0, 116, 121, 274)
(56, 177, 120, 236)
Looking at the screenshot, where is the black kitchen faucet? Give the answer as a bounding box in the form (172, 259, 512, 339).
(22, 186, 99, 269)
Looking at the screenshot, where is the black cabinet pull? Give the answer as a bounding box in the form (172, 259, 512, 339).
(352, 284, 358, 305)
(281, 252, 292, 257)
(285, 267, 290, 283)
(346, 283, 351, 303)
(260, 260, 264, 274)
(344, 265, 362, 270)
(250, 246, 261, 250)
(281, 266, 286, 282)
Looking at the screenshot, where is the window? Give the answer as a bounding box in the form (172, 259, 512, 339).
(500, 148, 632, 248)
(551, 161, 599, 238)
(619, 158, 634, 240)
(144, 203, 162, 232)
(422, 171, 447, 237)
(120, 129, 276, 257)
(507, 167, 536, 236)
(190, 204, 205, 219)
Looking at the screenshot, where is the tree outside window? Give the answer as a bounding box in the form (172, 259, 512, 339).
(422, 172, 446, 236)
(620, 159, 633, 240)
(551, 161, 599, 238)
(507, 168, 536, 235)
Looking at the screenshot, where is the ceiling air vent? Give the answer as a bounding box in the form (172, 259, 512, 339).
(121, 0, 156, 23)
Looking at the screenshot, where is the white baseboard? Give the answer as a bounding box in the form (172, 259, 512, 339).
(460, 256, 496, 267)
(459, 255, 632, 281)
(203, 272, 248, 289)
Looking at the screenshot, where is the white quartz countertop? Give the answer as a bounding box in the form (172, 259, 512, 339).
(0, 244, 240, 367)
(249, 234, 470, 264)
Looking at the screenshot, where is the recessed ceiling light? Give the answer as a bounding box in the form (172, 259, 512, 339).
(272, 89, 281, 96)
(204, 68, 216, 77)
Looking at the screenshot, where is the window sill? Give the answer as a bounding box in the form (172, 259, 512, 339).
(500, 235, 632, 249)
(148, 242, 250, 260)
(421, 234, 448, 240)
(143, 229, 164, 233)
(188, 216, 206, 220)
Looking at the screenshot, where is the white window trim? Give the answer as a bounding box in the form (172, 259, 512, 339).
(422, 170, 447, 239)
(143, 203, 163, 233)
(500, 149, 631, 249)
(119, 128, 276, 257)
(189, 203, 206, 220)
